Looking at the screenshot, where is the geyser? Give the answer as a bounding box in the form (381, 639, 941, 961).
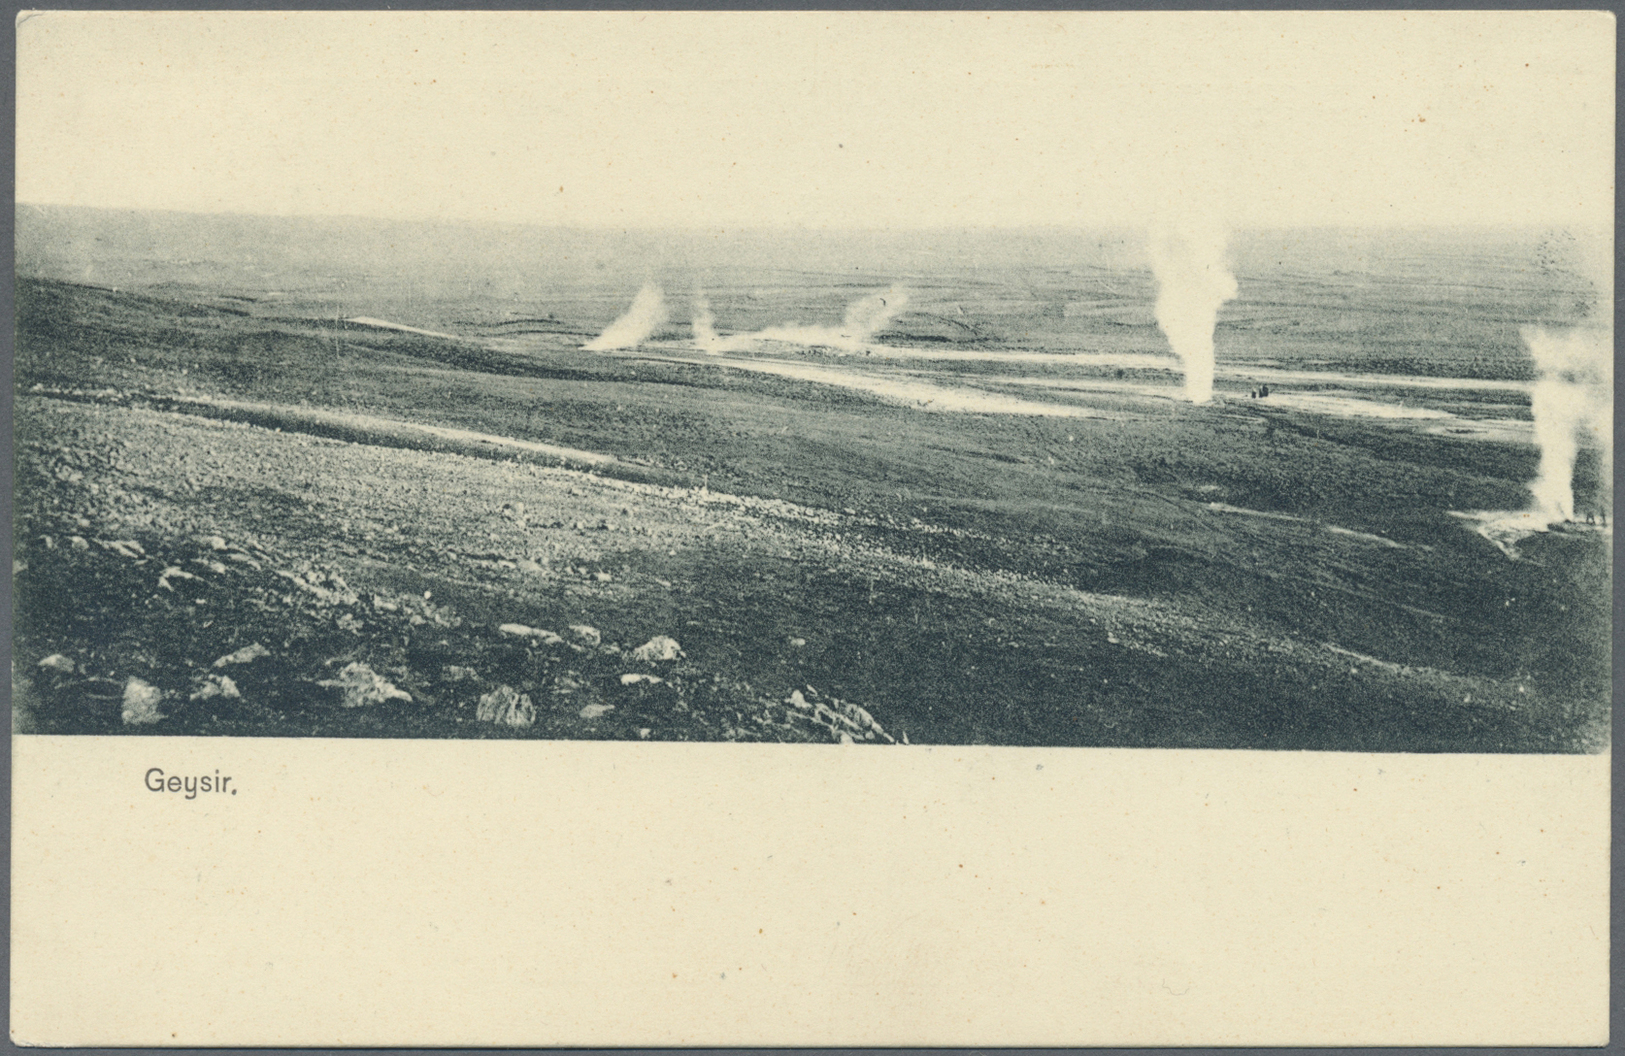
(1525, 326, 1612, 523)
(1522, 232, 1613, 525)
(691, 293, 722, 353)
(837, 286, 911, 342)
(687, 285, 910, 354)
(1148, 223, 1237, 403)
(584, 284, 668, 351)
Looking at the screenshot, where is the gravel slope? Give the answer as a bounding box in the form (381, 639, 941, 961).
(17, 390, 1599, 751)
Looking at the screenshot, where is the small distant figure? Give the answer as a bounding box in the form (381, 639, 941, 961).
(1585, 511, 1596, 525)
(1249, 387, 1260, 399)
(1259, 383, 1270, 398)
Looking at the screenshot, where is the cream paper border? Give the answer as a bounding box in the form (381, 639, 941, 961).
(10, 737, 1610, 1046)
(15, 10, 1616, 228)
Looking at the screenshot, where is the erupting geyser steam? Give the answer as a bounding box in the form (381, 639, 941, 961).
(753, 284, 911, 351)
(1457, 236, 1613, 554)
(1525, 326, 1612, 523)
(1148, 222, 1238, 403)
(1523, 233, 1612, 526)
(835, 286, 911, 343)
(584, 284, 668, 351)
(691, 293, 721, 353)
(687, 285, 910, 353)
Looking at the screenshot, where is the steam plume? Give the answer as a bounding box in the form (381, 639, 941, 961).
(584, 284, 667, 351)
(1522, 231, 1613, 525)
(752, 285, 911, 352)
(839, 286, 911, 339)
(1525, 327, 1612, 523)
(1148, 223, 1237, 403)
(684, 285, 910, 354)
(691, 294, 722, 353)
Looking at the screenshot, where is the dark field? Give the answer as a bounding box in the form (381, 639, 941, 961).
(12, 209, 1612, 750)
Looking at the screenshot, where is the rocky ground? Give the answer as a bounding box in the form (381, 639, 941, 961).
(14, 396, 913, 743)
(14, 388, 1606, 751)
(12, 278, 1610, 750)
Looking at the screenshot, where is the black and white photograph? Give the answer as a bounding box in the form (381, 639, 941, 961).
(14, 10, 1613, 756)
(13, 11, 1612, 753)
(9, 11, 1613, 1046)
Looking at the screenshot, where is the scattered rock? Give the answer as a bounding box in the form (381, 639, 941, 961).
(630, 635, 683, 662)
(69, 536, 89, 551)
(593, 571, 613, 582)
(99, 539, 146, 559)
(638, 728, 652, 739)
(121, 678, 165, 725)
(318, 662, 412, 707)
(620, 673, 664, 686)
(276, 569, 351, 602)
(477, 685, 535, 727)
(569, 625, 602, 647)
(190, 675, 241, 701)
(789, 637, 807, 648)
(441, 665, 478, 682)
(203, 535, 228, 551)
(157, 566, 197, 591)
(37, 654, 75, 674)
(213, 642, 270, 668)
(499, 623, 565, 645)
(13, 560, 26, 575)
(845, 702, 883, 735)
(516, 558, 543, 573)
(579, 703, 614, 720)
(778, 686, 894, 744)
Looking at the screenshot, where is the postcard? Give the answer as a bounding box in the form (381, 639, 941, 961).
(11, 10, 1612, 1045)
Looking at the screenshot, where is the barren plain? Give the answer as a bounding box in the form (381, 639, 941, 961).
(12, 213, 1611, 750)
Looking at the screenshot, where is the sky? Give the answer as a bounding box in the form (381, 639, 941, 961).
(15, 10, 1615, 230)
